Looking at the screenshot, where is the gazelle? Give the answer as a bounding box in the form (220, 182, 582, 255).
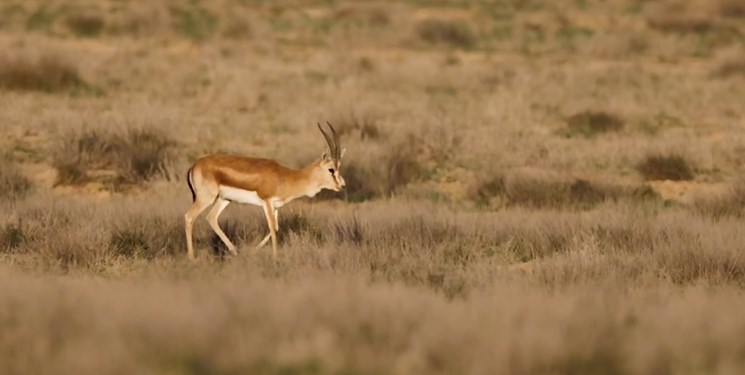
(184, 122, 346, 260)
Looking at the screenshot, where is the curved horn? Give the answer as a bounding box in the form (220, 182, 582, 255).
(326, 121, 341, 160)
(317, 122, 336, 159)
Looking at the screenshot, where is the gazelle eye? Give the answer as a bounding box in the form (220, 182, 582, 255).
(328, 168, 335, 175)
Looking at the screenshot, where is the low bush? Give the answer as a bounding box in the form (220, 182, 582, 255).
(563, 111, 624, 138)
(52, 128, 177, 188)
(637, 154, 694, 181)
(416, 19, 476, 49)
(0, 52, 89, 93)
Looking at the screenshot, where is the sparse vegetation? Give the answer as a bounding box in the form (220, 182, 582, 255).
(1, 0, 745, 374)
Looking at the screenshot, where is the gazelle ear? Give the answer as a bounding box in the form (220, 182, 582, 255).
(321, 147, 330, 161)
(340, 147, 347, 158)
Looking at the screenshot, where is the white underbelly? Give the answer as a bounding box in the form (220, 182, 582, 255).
(219, 186, 285, 208)
(220, 186, 264, 206)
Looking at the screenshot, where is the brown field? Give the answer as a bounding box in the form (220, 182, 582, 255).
(1, 0, 745, 374)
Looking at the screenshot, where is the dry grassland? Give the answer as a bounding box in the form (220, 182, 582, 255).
(1, 0, 745, 374)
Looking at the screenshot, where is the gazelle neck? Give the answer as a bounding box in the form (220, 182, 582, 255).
(299, 159, 325, 198)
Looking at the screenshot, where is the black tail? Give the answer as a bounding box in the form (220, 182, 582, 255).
(186, 167, 196, 203)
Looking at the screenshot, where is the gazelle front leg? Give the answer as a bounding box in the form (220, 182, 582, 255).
(261, 202, 279, 258)
(255, 209, 278, 249)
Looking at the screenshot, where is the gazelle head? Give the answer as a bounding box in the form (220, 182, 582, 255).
(316, 122, 346, 192)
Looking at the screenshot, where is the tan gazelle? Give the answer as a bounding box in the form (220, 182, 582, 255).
(184, 122, 346, 260)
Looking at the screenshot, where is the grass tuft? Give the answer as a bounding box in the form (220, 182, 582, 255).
(637, 154, 695, 181)
(0, 221, 28, 252)
(0, 163, 32, 201)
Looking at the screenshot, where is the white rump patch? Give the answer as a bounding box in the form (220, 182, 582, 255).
(220, 186, 264, 206)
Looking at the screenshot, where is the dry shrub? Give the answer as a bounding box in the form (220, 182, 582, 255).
(108, 3, 171, 37)
(65, 12, 105, 37)
(337, 129, 442, 202)
(0, 221, 27, 252)
(25, 5, 60, 32)
(52, 128, 177, 188)
(719, 0, 745, 18)
(0, 52, 88, 93)
(637, 154, 695, 181)
(468, 172, 506, 207)
(334, 5, 390, 27)
(341, 146, 424, 202)
(563, 111, 624, 138)
(583, 32, 649, 58)
(470, 171, 657, 210)
(646, 2, 714, 34)
(647, 15, 713, 34)
(416, 19, 476, 49)
(711, 50, 745, 78)
(506, 176, 579, 209)
(335, 164, 378, 202)
(171, 3, 217, 42)
(332, 113, 384, 141)
(222, 16, 253, 39)
(0, 163, 32, 201)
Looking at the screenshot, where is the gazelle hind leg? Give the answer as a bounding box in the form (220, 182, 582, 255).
(184, 167, 219, 260)
(206, 198, 238, 256)
(184, 197, 213, 260)
(255, 209, 278, 249)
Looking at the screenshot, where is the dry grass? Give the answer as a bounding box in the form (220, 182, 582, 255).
(2, 192, 745, 373)
(0, 163, 32, 201)
(1, 0, 745, 374)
